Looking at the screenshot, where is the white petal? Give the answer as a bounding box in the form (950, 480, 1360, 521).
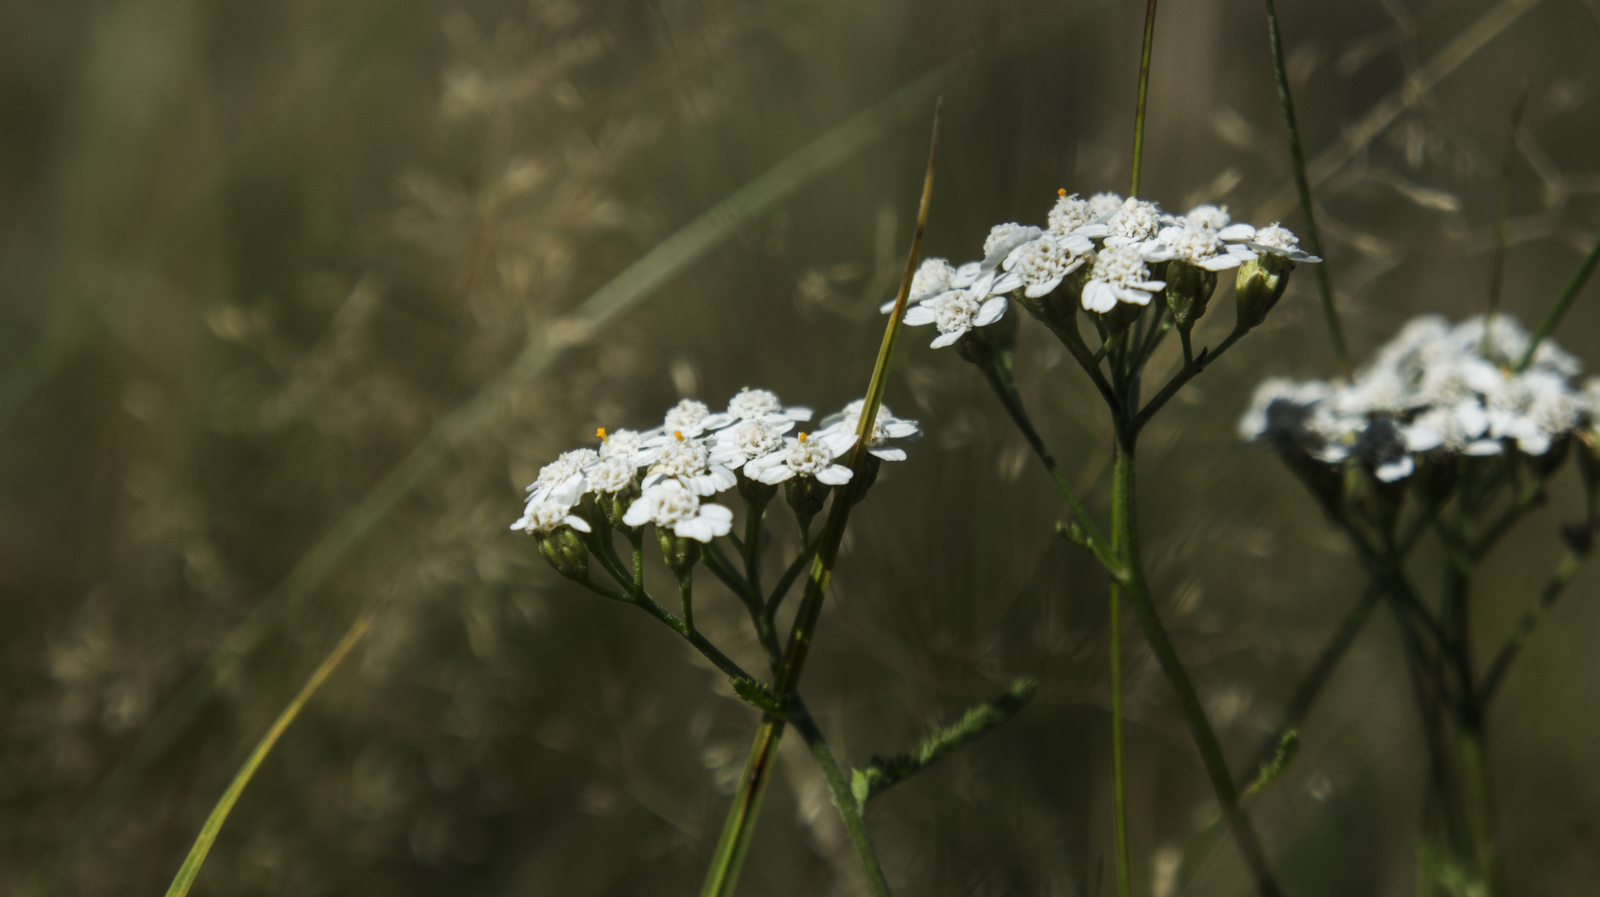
(869, 447, 907, 461)
(1464, 439, 1504, 456)
(1060, 234, 1095, 254)
(1403, 424, 1443, 452)
(1375, 456, 1415, 482)
(950, 261, 982, 288)
(700, 503, 734, 523)
(1116, 286, 1154, 306)
(1075, 223, 1109, 238)
(785, 406, 813, 421)
(990, 272, 1024, 294)
(904, 305, 939, 326)
(674, 518, 714, 542)
(1082, 281, 1118, 313)
(563, 515, 592, 533)
(878, 298, 898, 314)
(622, 504, 651, 527)
(756, 466, 794, 485)
(817, 431, 857, 456)
(930, 330, 964, 349)
(974, 296, 1009, 327)
(816, 465, 855, 485)
(1024, 273, 1066, 298)
(1198, 255, 1243, 271)
(701, 413, 735, 430)
(1218, 223, 1256, 241)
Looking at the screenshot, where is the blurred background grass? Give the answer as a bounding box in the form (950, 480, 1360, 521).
(1, 0, 1597, 894)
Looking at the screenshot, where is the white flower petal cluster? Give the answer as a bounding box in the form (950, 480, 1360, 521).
(621, 480, 734, 541)
(513, 389, 919, 542)
(894, 189, 1316, 346)
(818, 399, 922, 462)
(1240, 314, 1594, 482)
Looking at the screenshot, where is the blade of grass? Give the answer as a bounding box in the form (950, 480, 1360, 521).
(1516, 232, 1600, 371)
(1262, 0, 1349, 375)
(702, 97, 942, 897)
(1482, 83, 1530, 356)
(1257, 0, 1549, 223)
(163, 610, 373, 897)
(1128, 0, 1159, 198)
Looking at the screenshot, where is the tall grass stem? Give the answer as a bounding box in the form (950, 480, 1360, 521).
(1129, 0, 1159, 197)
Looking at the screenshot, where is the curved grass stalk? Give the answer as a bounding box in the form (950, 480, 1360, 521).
(1128, 0, 1159, 198)
(163, 610, 373, 897)
(1517, 233, 1600, 371)
(1262, 0, 1348, 375)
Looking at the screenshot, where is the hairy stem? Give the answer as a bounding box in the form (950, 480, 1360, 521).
(789, 699, 893, 897)
(1108, 445, 1134, 897)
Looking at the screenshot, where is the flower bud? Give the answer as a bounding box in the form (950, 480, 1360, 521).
(1235, 255, 1293, 332)
(785, 475, 832, 533)
(536, 527, 590, 581)
(657, 529, 701, 574)
(1164, 261, 1217, 332)
(738, 471, 779, 509)
(843, 455, 882, 506)
(955, 304, 1017, 369)
(1094, 298, 1145, 337)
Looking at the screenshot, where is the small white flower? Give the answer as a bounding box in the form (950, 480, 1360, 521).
(701, 387, 812, 431)
(990, 233, 1094, 297)
(1102, 197, 1167, 248)
(708, 418, 789, 468)
(620, 480, 733, 542)
(643, 433, 736, 496)
(1087, 192, 1125, 220)
(1155, 222, 1254, 272)
(596, 427, 654, 466)
(879, 257, 964, 314)
(1485, 370, 1580, 456)
(524, 448, 598, 506)
(1220, 223, 1321, 263)
(1048, 191, 1095, 236)
(818, 399, 921, 462)
(1401, 401, 1499, 456)
(587, 456, 638, 494)
(982, 223, 1043, 273)
(1183, 204, 1232, 230)
(511, 498, 592, 535)
(744, 432, 856, 485)
(1081, 245, 1167, 313)
(650, 398, 714, 441)
(904, 286, 1009, 348)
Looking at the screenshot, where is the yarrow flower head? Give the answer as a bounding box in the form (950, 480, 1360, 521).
(1220, 222, 1321, 264)
(1156, 220, 1254, 272)
(990, 232, 1095, 298)
(1101, 197, 1168, 249)
(524, 448, 598, 506)
(620, 480, 733, 542)
(643, 431, 736, 496)
(1241, 314, 1592, 483)
(510, 497, 592, 535)
(1048, 191, 1096, 236)
(817, 399, 922, 461)
(652, 398, 714, 440)
(904, 286, 1009, 349)
(1081, 244, 1168, 313)
(744, 431, 856, 485)
(708, 418, 789, 469)
(701, 387, 812, 431)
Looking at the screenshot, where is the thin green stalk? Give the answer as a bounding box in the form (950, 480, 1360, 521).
(743, 497, 769, 609)
(1461, 731, 1498, 895)
(1112, 444, 1285, 897)
(1129, 0, 1159, 197)
(1262, 0, 1349, 376)
(767, 537, 822, 615)
(975, 358, 1118, 573)
(1133, 326, 1246, 435)
(164, 611, 373, 897)
(1482, 85, 1529, 357)
(1108, 445, 1134, 897)
(1482, 548, 1588, 698)
(1517, 232, 1600, 371)
(789, 700, 892, 897)
(677, 570, 696, 635)
(702, 100, 943, 897)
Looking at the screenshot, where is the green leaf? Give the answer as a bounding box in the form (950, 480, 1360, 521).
(853, 678, 1036, 804)
(731, 678, 787, 718)
(1243, 728, 1299, 797)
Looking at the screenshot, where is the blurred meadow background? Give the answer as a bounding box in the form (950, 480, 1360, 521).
(2, 0, 1599, 894)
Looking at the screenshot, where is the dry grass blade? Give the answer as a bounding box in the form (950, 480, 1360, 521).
(162, 610, 373, 897)
(1258, 0, 1548, 222)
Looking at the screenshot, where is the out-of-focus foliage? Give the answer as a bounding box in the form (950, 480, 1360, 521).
(0, 0, 1596, 895)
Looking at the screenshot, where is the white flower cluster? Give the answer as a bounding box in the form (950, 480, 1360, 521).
(888, 190, 1318, 347)
(512, 389, 921, 541)
(1240, 315, 1595, 482)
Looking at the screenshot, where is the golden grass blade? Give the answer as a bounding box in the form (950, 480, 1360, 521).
(163, 610, 373, 897)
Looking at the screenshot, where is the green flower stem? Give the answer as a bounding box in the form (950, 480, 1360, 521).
(1482, 547, 1588, 698)
(1108, 446, 1134, 897)
(1129, 0, 1159, 197)
(975, 355, 1119, 574)
(1244, 584, 1380, 777)
(677, 569, 697, 635)
(1517, 232, 1600, 372)
(1262, 0, 1349, 376)
(743, 498, 769, 611)
(1462, 730, 1499, 895)
(1111, 442, 1285, 897)
(788, 699, 893, 897)
(1132, 325, 1246, 436)
(767, 537, 822, 616)
(580, 571, 757, 685)
(1482, 86, 1528, 356)
(1038, 312, 1120, 411)
(628, 529, 646, 589)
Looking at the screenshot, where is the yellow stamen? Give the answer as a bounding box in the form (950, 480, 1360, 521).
(1058, 187, 1067, 196)
(673, 431, 684, 441)
(596, 427, 607, 442)
(798, 432, 808, 443)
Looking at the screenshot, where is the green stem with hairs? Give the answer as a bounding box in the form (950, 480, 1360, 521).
(1108, 444, 1134, 897)
(1262, 0, 1349, 376)
(789, 700, 892, 897)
